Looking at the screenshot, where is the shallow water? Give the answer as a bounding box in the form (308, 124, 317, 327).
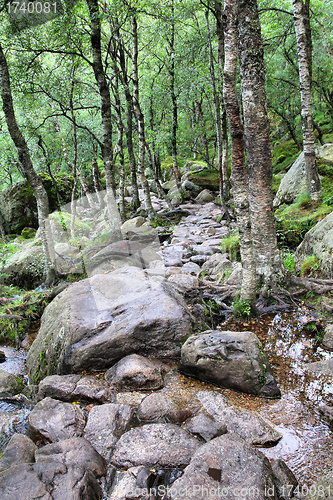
(1, 309, 332, 487)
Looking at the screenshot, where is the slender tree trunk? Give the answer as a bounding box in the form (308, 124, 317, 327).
(92, 159, 104, 208)
(76, 168, 95, 209)
(237, 0, 282, 293)
(206, 9, 226, 211)
(293, 0, 322, 202)
(131, 13, 155, 219)
(0, 43, 56, 285)
(222, 0, 256, 304)
(215, 0, 230, 200)
(86, 0, 122, 240)
(111, 71, 126, 221)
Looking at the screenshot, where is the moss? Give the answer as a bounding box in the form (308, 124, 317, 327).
(272, 140, 300, 173)
(301, 255, 320, 277)
(275, 195, 332, 249)
(221, 230, 240, 261)
(188, 168, 220, 190)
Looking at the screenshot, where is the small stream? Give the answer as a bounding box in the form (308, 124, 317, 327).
(1, 309, 332, 488)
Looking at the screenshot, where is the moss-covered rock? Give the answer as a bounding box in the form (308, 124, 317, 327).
(0, 175, 73, 235)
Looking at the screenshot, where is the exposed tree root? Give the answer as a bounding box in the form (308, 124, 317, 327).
(287, 271, 333, 294)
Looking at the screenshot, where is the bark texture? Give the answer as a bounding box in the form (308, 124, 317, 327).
(87, 0, 122, 240)
(293, 0, 322, 201)
(222, 0, 256, 303)
(0, 43, 55, 285)
(237, 0, 282, 292)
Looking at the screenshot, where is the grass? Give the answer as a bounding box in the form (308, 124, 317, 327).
(301, 255, 320, 277)
(272, 140, 300, 174)
(283, 252, 295, 272)
(221, 229, 240, 261)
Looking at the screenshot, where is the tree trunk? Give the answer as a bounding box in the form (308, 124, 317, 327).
(237, 0, 282, 293)
(222, 0, 256, 304)
(86, 0, 122, 240)
(293, 0, 322, 202)
(0, 42, 56, 286)
(206, 9, 226, 211)
(131, 13, 155, 219)
(111, 71, 126, 221)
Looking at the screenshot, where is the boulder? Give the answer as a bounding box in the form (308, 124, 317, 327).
(121, 216, 145, 234)
(273, 151, 307, 207)
(0, 434, 37, 472)
(28, 397, 85, 443)
(195, 189, 215, 203)
(26, 266, 193, 383)
(37, 374, 113, 403)
(166, 433, 277, 500)
(0, 463, 102, 500)
(109, 466, 157, 500)
(196, 391, 282, 446)
(167, 274, 199, 291)
(274, 143, 333, 207)
(184, 413, 227, 442)
(201, 254, 233, 279)
(83, 403, 134, 461)
(105, 354, 167, 391)
(111, 423, 201, 469)
(294, 211, 333, 278)
(0, 369, 24, 397)
(305, 359, 333, 375)
(270, 459, 298, 500)
(181, 180, 202, 194)
(179, 330, 281, 398)
(138, 393, 176, 422)
(322, 324, 333, 351)
(0, 242, 44, 289)
(35, 437, 106, 477)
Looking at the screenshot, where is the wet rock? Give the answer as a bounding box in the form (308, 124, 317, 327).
(83, 403, 133, 461)
(28, 397, 85, 443)
(0, 434, 37, 472)
(0, 351, 6, 363)
(305, 359, 333, 375)
(270, 459, 298, 500)
(105, 354, 167, 391)
(196, 391, 282, 446)
(0, 462, 102, 500)
(138, 393, 176, 422)
(27, 266, 192, 381)
(0, 369, 24, 397)
(184, 413, 227, 442)
(111, 423, 201, 469)
(322, 324, 333, 351)
(166, 409, 194, 424)
(318, 405, 333, 429)
(35, 437, 106, 477)
(167, 274, 199, 291)
(294, 211, 333, 278)
(37, 374, 114, 403)
(167, 433, 277, 500)
(179, 330, 281, 398)
(109, 466, 157, 500)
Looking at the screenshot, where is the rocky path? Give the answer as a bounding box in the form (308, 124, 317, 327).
(0, 200, 332, 499)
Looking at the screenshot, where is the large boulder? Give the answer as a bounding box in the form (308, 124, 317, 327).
(0, 369, 24, 397)
(111, 423, 201, 469)
(273, 143, 333, 207)
(294, 211, 333, 278)
(0, 434, 37, 472)
(0, 462, 102, 500)
(196, 391, 282, 446)
(28, 397, 85, 443)
(0, 175, 73, 234)
(164, 433, 278, 500)
(37, 374, 114, 403)
(179, 330, 281, 398)
(27, 266, 193, 384)
(104, 354, 168, 391)
(0, 241, 44, 290)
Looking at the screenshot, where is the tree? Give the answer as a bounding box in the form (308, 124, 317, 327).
(292, 0, 322, 202)
(0, 42, 56, 285)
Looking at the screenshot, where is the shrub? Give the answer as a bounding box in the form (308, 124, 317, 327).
(283, 252, 295, 272)
(232, 299, 252, 319)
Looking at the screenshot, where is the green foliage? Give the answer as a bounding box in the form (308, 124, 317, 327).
(271, 140, 300, 174)
(275, 196, 332, 249)
(318, 162, 333, 206)
(221, 230, 240, 261)
(187, 168, 220, 190)
(232, 299, 252, 319)
(301, 255, 320, 277)
(283, 252, 295, 272)
(272, 174, 281, 195)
